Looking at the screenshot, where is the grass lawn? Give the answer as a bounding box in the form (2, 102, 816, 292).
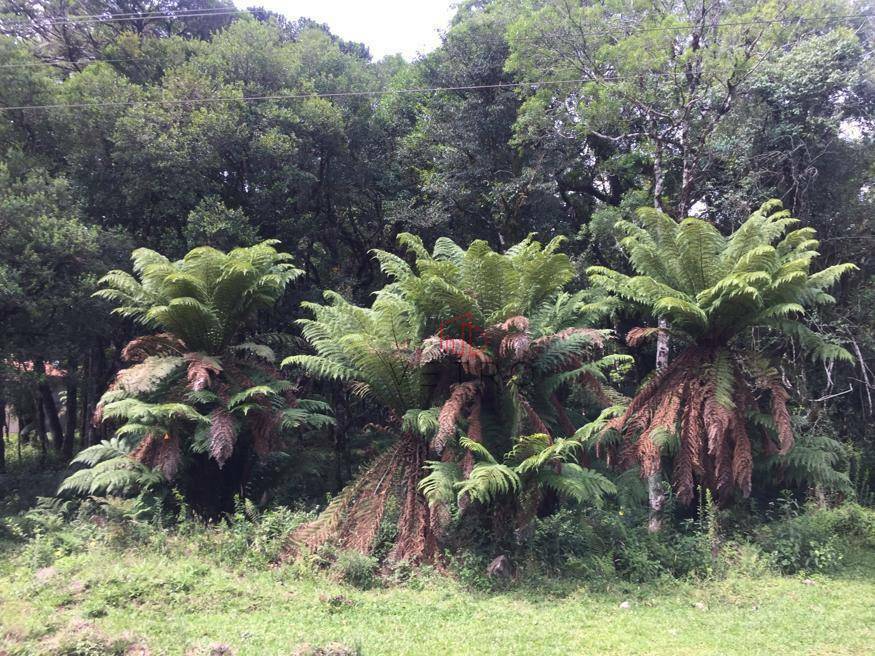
(1, 534, 873, 656)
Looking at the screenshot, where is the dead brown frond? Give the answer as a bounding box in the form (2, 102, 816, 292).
(625, 327, 662, 348)
(184, 352, 223, 391)
(251, 410, 281, 456)
(388, 435, 437, 563)
(131, 432, 181, 479)
(767, 381, 794, 455)
(419, 336, 493, 375)
(433, 381, 482, 454)
(121, 333, 186, 362)
(536, 327, 607, 350)
(287, 434, 439, 564)
(289, 442, 403, 555)
(209, 408, 237, 468)
(611, 346, 791, 504)
(499, 316, 530, 332)
(516, 392, 551, 436)
(500, 331, 533, 358)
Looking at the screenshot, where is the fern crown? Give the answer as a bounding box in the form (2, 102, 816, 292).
(588, 201, 857, 361)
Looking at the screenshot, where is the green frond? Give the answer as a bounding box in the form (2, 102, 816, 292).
(808, 263, 858, 291)
(227, 385, 281, 409)
(371, 248, 414, 281)
(102, 399, 208, 425)
(649, 427, 679, 455)
(537, 463, 616, 504)
(456, 462, 521, 505)
(705, 349, 736, 410)
(419, 460, 462, 507)
(281, 407, 336, 430)
(432, 237, 466, 266)
(281, 354, 358, 381)
(767, 320, 854, 363)
(296, 399, 334, 414)
(97, 242, 299, 353)
(402, 408, 440, 438)
(230, 342, 276, 362)
(591, 200, 857, 351)
(59, 439, 163, 497)
(396, 232, 431, 261)
(573, 405, 626, 444)
(459, 435, 497, 464)
(513, 436, 583, 474)
(70, 438, 132, 467)
(765, 433, 853, 494)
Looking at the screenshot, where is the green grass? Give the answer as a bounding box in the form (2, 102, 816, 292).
(1, 531, 873, 656)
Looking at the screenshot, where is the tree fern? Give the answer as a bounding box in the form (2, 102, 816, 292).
(589, 201, 857, 504)
(61, 243, 332, 514)
(286, 233, 621, 562)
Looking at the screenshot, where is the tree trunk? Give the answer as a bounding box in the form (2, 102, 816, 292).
(0, 399, 6, 473)
(36, 395, 48, 465)
(38, 380, 64, 452)
(653, 139, 665, 212)
(185, 439, 252, 520)
(89, 340, 111, 445)
(16, 407, 22, 462)
(647, 160, 672, 532)
(79, 378, 90, 451)
(63, 360, 78, 460)
(333, 425, 347, 491)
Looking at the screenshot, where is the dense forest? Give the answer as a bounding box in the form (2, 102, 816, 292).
(0, 0, 875, 654)
(0, 3, 874, 652)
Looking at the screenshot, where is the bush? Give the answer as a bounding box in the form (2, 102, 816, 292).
(526, 507, 714, 583)
(446, 549, 496, 592)
(529, 509, 607, 574)
(755, 503, 875, 574)
(212, 502, 313, 568)
(331, 549, 378, 589)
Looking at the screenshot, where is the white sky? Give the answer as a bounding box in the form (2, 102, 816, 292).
(235, 1, 458, 60)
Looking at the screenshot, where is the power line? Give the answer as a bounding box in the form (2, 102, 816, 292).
(0, 78, 608, 112)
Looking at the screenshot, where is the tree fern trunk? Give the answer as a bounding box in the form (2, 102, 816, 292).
(39, 383, 64, 453)
(78, 370, 89, 451)
(648, 317, 670, 532)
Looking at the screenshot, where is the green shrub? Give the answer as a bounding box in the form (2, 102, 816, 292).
(331, 549, 378, 589)
(755, 503, 875, 573)
(213, 502, 313, 568)
(529, 509, 607, 574)
(581, 510, 712, 583)
(446, 549, 496, 592)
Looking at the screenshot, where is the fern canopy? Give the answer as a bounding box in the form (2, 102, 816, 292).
(95, 240, 302, 353)
(588, 201, 856, 360)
